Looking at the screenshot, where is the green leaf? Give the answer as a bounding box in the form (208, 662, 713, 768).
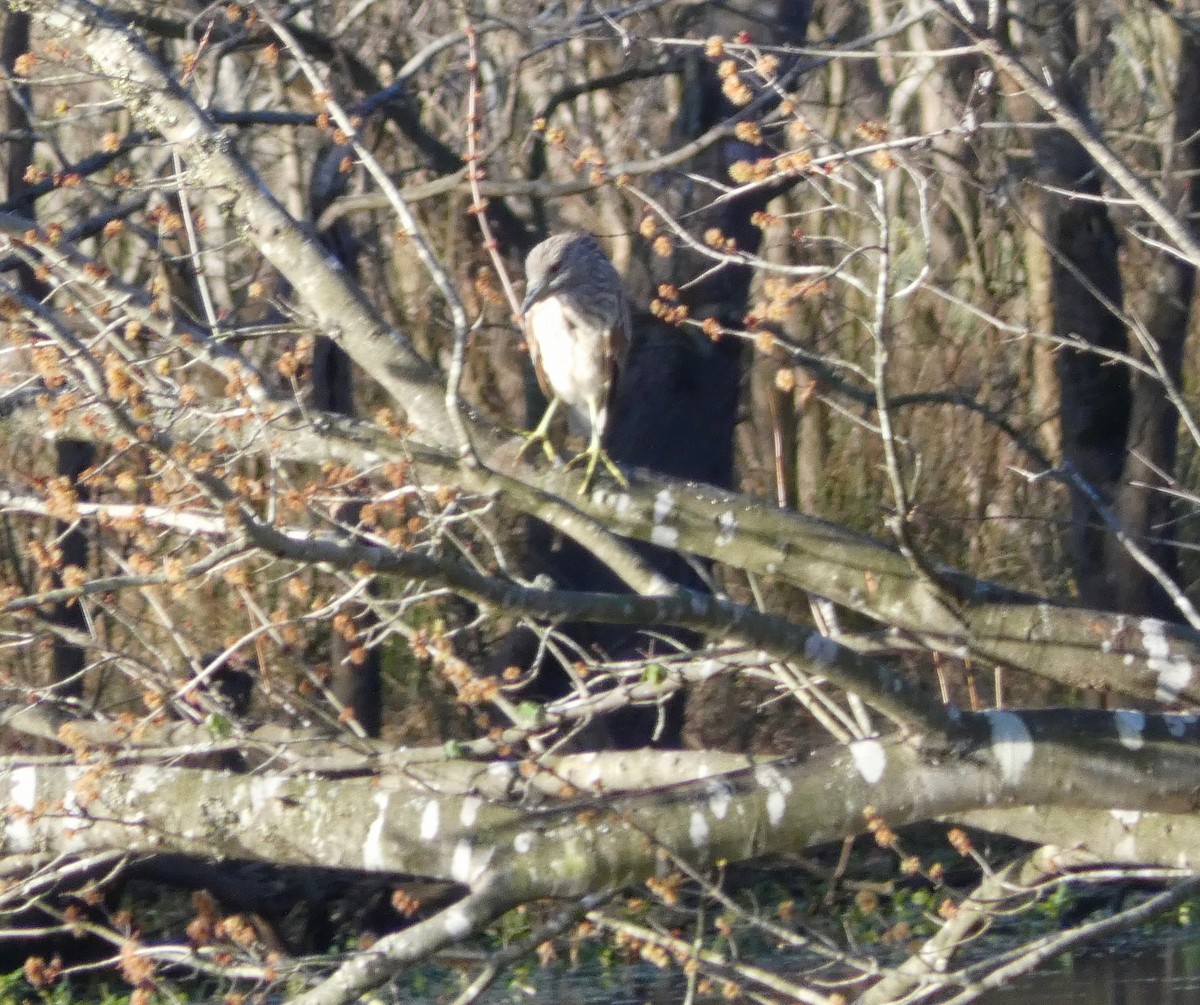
(642, 663, 666, 684)
(516, 701, 545, 727)
(205, 712, 232, 739)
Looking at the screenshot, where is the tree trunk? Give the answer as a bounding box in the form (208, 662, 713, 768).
(1108, 8, 1200, 618)
(2, 11, 93, 693)
(1011, 0, 1132, 610)
(311, 145, 382, 736)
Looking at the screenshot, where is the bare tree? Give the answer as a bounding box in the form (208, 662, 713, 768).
(0, 2, 1199, 1004)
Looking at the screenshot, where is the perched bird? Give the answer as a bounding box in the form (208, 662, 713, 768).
(519, 231, 631, 493)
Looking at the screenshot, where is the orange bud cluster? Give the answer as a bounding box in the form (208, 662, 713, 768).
(856, 120, 890, 143)
(716, 55, 754, 105)
(722, 75, 752, 106)
(855, 888, 879, 914)
(46, 476, 79, 521)
(118, 939, 157, 991)
(947, 827, 973, 856)
(391, 888, 422, 917)
(870, 151, 898, 172)
(755, 53, 779, 79)
(863, 805, 897, 848)
(23, 956, 62, 989)
(645, 872, 682, 906)
(13, 51, 37, 77)
(650, 284, 688, 326)
(28, 538, 64, 571)
(734, 120, 763, 144)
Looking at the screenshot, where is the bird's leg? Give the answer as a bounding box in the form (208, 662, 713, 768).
(514, 397, 561, 464)
(563, 400, 627, 494)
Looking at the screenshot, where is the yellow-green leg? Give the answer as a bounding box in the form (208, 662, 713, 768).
(563, 402, 627, 494)
(514, 398, 561, 464)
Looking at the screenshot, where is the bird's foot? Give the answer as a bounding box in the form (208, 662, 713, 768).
(513, 428, 560, 465)
(564, 444, 628, 495)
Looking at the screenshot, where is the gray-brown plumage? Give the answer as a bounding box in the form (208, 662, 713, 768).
(519, 231, 630, 491)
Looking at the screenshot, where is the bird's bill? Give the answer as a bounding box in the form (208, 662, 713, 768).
(520, 277, 549, 314)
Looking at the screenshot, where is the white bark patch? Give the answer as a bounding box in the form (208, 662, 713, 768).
(706, 782, 732, 820)
(10, 765, 36, 810)
(1114, 710, 1146, 751)
(487, 761, 517, 783)
(766, 790, 787, 827)
(1140, 617, 1195, 701)
(362, 792, 390, 870)
(650, 489, 679, 547)
(450, 839, 475, 883)
(444, 904, 472, 939)
(8, 766, 36, 851)
(754, 764, 792, 794)
(689, 809, 710, 848)
(419, 799, 440, 841)
(986, 710, 1034, 785)
(653, 488, 675, 524)
(513, 831, 534, 854)
(804, 633, 838, 666)
(754, 764, 792, 827)
(129, 767, 162, 797)
(849, 739, 887, 785)
(716, 511, 738, 546)
(651, 524, 680, 548)
(1110, 809, 1141, 828)
(247, 775, 285, 812)
(1114, 833, 1138, 860)
(460, 796, 482, 828)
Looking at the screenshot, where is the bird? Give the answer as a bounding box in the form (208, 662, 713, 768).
(518, 231, 631, 493)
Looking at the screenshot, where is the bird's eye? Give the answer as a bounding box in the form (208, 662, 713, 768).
(548, 261, 563, 274)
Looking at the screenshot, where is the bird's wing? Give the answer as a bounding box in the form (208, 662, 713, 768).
(604, 297, 632, 406)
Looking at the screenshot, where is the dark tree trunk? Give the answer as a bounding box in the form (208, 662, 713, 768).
(311, 146, 381, 737)
(1014, 1, 1132, 611)
(2, 12, 94, 693)
(1108, 9, 1200, 618)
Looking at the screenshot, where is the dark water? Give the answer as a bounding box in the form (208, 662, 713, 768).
(982, 939, 1200, 1004)
(413, 937, 1200, 1004)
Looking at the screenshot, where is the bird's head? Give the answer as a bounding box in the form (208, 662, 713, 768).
(521, 231, 607, 314)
